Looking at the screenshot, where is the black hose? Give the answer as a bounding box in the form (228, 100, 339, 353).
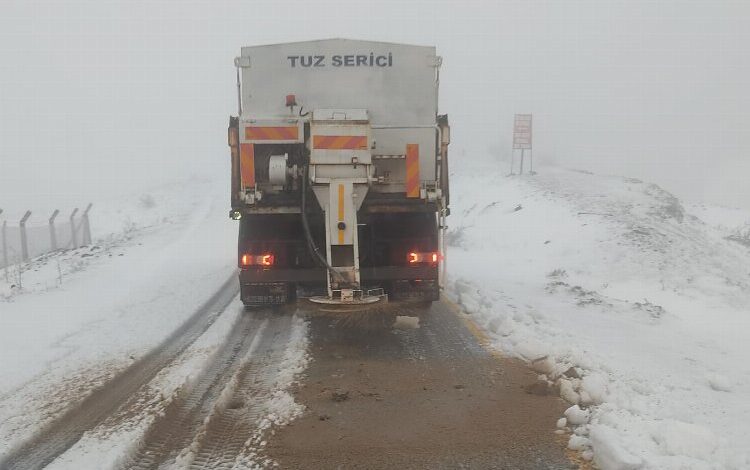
(301, 163, 343, 281)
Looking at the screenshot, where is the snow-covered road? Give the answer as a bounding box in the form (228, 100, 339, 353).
(3, 165, 748, 469)
(0, 170, 571, 468)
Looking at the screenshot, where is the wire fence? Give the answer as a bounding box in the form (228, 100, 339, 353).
(1, 205, 92, 276)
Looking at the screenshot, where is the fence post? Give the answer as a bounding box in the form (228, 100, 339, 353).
(69, 208, 79, 249)
(20, 210, 32, 262)
(49, 209, 60, 251)
(81, 203, 93, 246)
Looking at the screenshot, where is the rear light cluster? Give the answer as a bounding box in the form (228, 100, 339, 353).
(408, 251, 441, 265)
(240, 253, 274, 267)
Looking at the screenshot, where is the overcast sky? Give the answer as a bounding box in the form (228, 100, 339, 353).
(2, 0, 749, 218)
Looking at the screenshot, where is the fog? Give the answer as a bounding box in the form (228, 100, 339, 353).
(2, 0, 749, 218)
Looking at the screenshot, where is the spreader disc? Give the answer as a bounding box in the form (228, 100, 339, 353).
(308, 295, 385, 306)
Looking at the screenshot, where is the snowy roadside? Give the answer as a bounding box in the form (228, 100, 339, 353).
(447, 161, 750, 469)
(0, 176, 238, 458)
(46, 313, 309, 470)
(45, 303, 245, 469)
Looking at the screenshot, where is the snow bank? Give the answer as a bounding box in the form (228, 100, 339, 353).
(447, 161, 750, 469)
(0, 176, 237, 458)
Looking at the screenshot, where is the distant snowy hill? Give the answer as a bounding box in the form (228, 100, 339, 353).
(448, 162, 750, 470)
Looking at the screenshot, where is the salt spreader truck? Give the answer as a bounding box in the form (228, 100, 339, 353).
(227, 39, 450, 306)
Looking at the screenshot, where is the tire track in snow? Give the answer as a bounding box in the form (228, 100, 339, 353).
(186, 314, 304, 469)
(123, 313, 272, 469)
(0, 274, 239, 470)
(123, 310, 302, 470)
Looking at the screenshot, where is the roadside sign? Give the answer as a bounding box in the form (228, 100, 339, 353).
(513, 114, 532, 150)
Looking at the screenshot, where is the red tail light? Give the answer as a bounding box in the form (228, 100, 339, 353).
(407, 252, 441, 265)
(240, 253, 274, 267)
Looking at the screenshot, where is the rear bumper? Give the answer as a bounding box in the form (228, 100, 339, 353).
(239, 266, 438, 283)
(239, 265, 439, 304)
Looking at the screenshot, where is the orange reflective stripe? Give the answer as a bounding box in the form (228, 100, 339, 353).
(245, 126, 298, 141)
(240, 143, 255, 187)
(405, 144, 420, 198)
(313, 135, 368, 150)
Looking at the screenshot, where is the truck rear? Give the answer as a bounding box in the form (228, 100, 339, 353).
(227, 39, 450, 306)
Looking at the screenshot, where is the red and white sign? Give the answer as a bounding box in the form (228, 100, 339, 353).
(513, 114, 533, 150)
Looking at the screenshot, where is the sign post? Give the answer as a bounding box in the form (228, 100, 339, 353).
(512, 114, 533, 174)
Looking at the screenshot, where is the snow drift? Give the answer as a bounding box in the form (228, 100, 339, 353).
(448, 161, 750, 469)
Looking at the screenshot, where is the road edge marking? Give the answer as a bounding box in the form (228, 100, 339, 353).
(442, 295, 590, 470)
(441, 294, 504, 361)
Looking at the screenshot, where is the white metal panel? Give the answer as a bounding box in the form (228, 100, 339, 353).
(239, 39, 438, 125)
(311, 165, 369, 181)
(313, 108, 368, 121)
(372, 127, 436, 181)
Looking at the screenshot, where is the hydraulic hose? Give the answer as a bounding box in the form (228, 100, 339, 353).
(301, 162, 343, 281)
